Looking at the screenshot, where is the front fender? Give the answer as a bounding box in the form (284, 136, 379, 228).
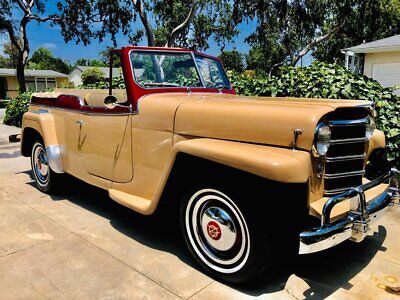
(172, 138, 312, 183)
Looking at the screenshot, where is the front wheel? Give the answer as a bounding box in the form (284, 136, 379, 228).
(180, 187, 273, 283)
(31, 141, 61, 193)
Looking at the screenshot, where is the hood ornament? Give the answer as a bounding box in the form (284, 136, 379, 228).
(293, 129, 304, 150)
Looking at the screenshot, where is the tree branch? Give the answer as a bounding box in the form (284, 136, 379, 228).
(15, 0, 30, 15)
(29, 15, 61, 22)
(165, 0, 197, 47)
(291, 26, 340, 66)
(0, 20, 22, 52)
(132, 0, 155, 46)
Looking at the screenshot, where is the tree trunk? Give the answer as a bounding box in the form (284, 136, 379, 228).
(16, 56, 27, 93)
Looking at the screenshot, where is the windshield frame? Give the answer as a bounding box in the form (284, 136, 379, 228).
(129, 49, 232, 91)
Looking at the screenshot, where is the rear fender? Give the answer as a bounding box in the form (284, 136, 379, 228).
(21, 111, 64, 173)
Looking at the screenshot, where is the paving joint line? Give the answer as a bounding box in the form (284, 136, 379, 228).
(22, 201, 183, 299)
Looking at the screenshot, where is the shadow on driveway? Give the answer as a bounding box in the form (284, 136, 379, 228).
(22, 170, 388, 299)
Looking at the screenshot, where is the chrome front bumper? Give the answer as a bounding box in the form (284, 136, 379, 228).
(299, 168, 400, 254)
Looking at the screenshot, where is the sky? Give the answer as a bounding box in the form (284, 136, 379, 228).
(0, 2, 312, 66)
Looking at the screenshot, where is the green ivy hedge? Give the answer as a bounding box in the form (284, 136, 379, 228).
(3, 92, 32, 127)
(229, 62, 400, 167)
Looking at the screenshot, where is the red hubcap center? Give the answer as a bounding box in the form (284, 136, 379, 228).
(207, 221, 222, 240)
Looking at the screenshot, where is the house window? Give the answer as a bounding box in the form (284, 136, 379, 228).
(46, 78, 56, 90)
(26, 78, 36, 91)
(36, 78, 46, 91)
(25, 77, 58, 91)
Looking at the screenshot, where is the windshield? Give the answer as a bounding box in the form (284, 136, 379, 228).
(130, 50, 231, 89)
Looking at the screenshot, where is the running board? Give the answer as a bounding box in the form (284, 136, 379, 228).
(109, 189, 152, 215)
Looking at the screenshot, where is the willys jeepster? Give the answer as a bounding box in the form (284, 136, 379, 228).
(21, 46, 399, 283)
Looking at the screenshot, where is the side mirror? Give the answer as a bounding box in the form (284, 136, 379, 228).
(104, 95, 118, 109)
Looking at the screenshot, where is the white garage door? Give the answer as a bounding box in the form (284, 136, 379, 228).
(372, 63, 400, 94)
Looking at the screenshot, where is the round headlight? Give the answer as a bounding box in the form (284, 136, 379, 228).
(315, 124, 331, 156)
(366, 115, 375, 139)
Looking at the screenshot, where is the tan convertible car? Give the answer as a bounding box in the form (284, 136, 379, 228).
(21, 46, 399, 283)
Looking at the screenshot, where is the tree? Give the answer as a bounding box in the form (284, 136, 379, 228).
(0, 1, 60, 92)
(233, 0, 339, 71)
(28, 47, 71, 74)
(75, 59, 106, 67)
(57, 0, 239, 51)
(313, 0, 400, 63)
(0, 42, 20, 68)
(218, 50, 245, 73)
(235, 0, 400, 72)
(81, 67, 105, 86)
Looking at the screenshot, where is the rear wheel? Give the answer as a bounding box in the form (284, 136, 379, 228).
(30, 141, 61, 193)
(181, 186, 273, 283)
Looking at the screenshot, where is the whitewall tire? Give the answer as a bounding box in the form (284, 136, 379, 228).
(30, 141, 61, 193)
(181, 186, 272, 283)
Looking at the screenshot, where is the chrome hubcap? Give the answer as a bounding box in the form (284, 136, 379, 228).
(185, 189, 250, 274)
(33, 144, 49, 185)
(201, 206, 237, 251)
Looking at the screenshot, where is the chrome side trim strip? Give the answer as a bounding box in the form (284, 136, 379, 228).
(326, 153, 366, 162)
(330, 137, 368, 145)
(324, 170, 365, 179)
(45, 145, 64, 174)
(329, 117, 369, 126)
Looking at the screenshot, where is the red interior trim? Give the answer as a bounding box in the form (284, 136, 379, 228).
(31, 95, 131, 114)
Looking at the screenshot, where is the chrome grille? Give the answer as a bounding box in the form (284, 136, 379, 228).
(324, 116, 368, 195)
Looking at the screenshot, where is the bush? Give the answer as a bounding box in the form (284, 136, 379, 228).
(81, 76, 125, 89)
(229, 62, 400, 167)
(3, 92, 32, 127)
(81, 67, 105, 86)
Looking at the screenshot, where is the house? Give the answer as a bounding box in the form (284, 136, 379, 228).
(342, 34, 400, 93)
(0, 68, 69, 99)
(69, 66, 121, 87)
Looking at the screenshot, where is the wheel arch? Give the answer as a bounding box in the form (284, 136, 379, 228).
(154, 144, 309, 215)
(21, 127, 42, 157)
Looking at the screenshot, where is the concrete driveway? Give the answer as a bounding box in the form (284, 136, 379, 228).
(0, 122, 399, 299)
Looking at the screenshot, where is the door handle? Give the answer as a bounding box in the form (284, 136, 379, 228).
(76, 120, 84, 125)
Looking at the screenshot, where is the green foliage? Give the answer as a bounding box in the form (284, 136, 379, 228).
(81, 67, 105, 86)
(81, 76, 125, 90)
(57, 0, 238, 50)
(313, 0, 400, 63)
(75, 58, 106, 67)
(28, 47, 71, 74)
(0, 42, 19, 68)
(3, 92, 32, 127)
(230, 62, 400, 167)
(218, 51, 245, 73)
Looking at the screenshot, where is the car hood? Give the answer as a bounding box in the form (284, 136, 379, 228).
(147, 93, 371, 151)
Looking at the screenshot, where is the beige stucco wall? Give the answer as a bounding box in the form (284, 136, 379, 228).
(56, 78, 69, 88)
(5, 76, 19, 99)
(1, 76, 70, 99)
(364, 51, 400, 77)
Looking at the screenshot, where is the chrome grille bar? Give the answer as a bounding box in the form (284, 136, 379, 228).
(326, 153, 366, 162)
(329, 117, 369, 126)
(330, 137, 368, 145)
(325, 170, 365, 179)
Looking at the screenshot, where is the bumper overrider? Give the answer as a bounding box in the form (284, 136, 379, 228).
(299, 168, 400, 254)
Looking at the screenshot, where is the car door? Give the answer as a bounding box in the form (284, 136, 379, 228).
(78, 93, 133, 183)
